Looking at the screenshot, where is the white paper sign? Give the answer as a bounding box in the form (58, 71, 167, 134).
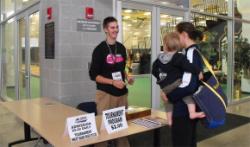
(66, 113, 98, 142)
(102, 106, 128, 134)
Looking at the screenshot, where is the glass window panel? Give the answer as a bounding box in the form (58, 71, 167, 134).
(16, 0, 36, 11)
(122, 9, 151, 75)
(235, 0, 250, 20)
(234, 22, 250, 100)
(191, 0, 228, 16)
(29, 11, 40, 98)
(192, 13, 229, 98)
(122, 8, 152, 107)
(18, 18, 27, 99)
(1, 0, 15, 19)
(127, 0, 188, 8)
(160, 14, 183, 51)
(2, 20, 16, 99)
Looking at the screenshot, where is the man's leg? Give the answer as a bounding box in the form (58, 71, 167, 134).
(95, 90, 111, 114)
(112, 94, 130, 147)
(95, 90, 111, 147)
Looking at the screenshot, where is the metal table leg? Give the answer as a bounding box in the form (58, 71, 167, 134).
(8, 122, 38, 147)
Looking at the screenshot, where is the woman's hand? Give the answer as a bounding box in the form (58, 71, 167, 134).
(112, 80, 126, 89)
(160, 90, 168, 102)
(198, 72, 204, 80)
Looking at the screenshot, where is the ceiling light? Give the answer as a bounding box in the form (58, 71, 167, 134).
(123, 27, 128, 30)
(176, 17, 183, 20)
(199, 20, 206, 24)
(144, 12, 151, 16)
(123, 16, 131, 19)
(161, 2, 169, 5)
(124, 9, 132, 13)
(133, 32, 140, 35)
(132, 19, 137, 23)
(161, 15, 168, 18)
(160, 22, 166, 26)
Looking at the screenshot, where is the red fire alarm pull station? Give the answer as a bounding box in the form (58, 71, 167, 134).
(85, 7, 94, 19)
(47, 7, 52, 20)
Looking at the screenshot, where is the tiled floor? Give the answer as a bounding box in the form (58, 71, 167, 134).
(0, 100, 249, 147)
(198, 100, 250, 147)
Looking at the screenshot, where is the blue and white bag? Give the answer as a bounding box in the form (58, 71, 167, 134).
(193, 50, 228, 129)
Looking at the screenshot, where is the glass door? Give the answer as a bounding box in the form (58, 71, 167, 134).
(1, 19, 16, 100)
(29, 11, 40, 98)
(17, 10, 40, 99)
(18, 18, 27, 99)
(122, 3, 152, 108)
(158, 8, 185, 109)
(119, 2, 187, 109)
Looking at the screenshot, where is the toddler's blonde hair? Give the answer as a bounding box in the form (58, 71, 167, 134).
(163, 32, 181, 52)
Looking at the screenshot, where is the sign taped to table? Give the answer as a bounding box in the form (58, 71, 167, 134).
(103, 106, 128, 134)
(66, 113, 98, 142)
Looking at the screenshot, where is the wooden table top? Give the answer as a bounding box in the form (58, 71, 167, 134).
(1, 98, 167, 147)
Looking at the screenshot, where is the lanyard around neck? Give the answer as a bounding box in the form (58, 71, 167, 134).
(106, 41, 117, 61)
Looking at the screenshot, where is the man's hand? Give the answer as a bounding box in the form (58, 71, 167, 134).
(127, 76, 135, 85)
(113, 80, 126, 89)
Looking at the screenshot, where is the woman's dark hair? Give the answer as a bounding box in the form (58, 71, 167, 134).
(103, 16, 117, 29)
(176, 21, 203, 41)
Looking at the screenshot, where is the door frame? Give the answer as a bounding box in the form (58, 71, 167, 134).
(117, 1, 188, 109)
(15, 4, 40, 100)
(118, 1, 156, 108)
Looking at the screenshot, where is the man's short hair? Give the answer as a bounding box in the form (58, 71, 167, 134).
(103, 16, 117, 29)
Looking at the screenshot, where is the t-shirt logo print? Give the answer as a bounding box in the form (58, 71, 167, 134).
(159, 72, 167, 81)
(159, 69, 167, 81)
(106, 54, 124, 64)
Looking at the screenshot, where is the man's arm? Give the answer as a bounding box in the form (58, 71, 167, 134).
(95, 75, 126, 89)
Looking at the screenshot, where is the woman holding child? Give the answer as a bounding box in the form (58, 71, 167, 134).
(154, 22, 205, 147)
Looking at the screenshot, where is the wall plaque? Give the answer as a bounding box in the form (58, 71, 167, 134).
(77, 19, 101, 32)
(45, 22, 55, 59)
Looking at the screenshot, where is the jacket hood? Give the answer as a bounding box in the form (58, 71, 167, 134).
(158, 51, 176, 64)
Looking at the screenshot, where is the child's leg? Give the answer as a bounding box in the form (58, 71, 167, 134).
(164, 100, 173, 126)
(183, 96, 205, 119)
(162, 79, 182, 94)
(162, 79, 181, 126)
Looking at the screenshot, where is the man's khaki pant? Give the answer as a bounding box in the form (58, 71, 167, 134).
(94, 90, 130, 147)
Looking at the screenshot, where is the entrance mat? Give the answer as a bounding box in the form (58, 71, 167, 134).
(128, 113, 250, 147)
(197, 113, 250, 141)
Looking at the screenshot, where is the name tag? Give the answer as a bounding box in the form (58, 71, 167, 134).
(112, 72, 122, 81)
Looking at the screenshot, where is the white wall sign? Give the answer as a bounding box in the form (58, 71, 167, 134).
(77, 19, 101, 32)
(66, 113, 98, 142)
(103, 106, 128, 134)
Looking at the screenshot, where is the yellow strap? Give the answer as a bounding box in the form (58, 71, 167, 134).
(194, 49, 227, 108)
(195, 49, 220, 89)
(201, 81, 227, 110)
